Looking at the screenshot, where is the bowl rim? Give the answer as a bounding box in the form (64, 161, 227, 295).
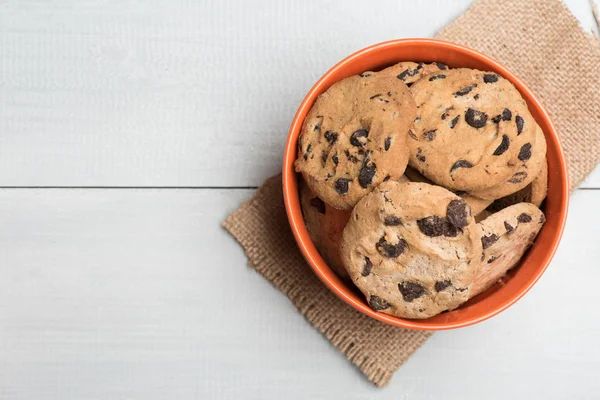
(282, 38, 569, 330)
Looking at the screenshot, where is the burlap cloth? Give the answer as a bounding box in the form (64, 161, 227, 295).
(223, 0, 600, 388)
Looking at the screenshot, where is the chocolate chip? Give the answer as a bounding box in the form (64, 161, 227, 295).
(387, 91, 392, 97)
(361, 257, 373, 277)
(493, 135, 510, 155)
(416, 62, 424, 69)
(398, 282, 426, 302)
(516, 115, 524, 134)
(397, 68, 419, 81)
(434, 62, 448, 70)
(454, 85, 476, 96)
(450, 159, 473, 173)
(504, 221, 515, 234)
(376, 236, 407, 258)
(487, 254, 501, 264)
(508, 171, 527, 184)
(481, 233, 499, 249)
(324, 130, 338, 145)
(518, 143, 532, 161)
(350, 129, 369, 147)
(384, 215, 402, 226)
(454, 190, 467, 196)
(493, 109, 512, 123)
(332, 153, 339, 165)
(449, 115, 460, 128)
(465, 108, 488, 128)
(384, 137, 391, 151)
(358, 156, 376, 188)
(447, 199, 469, 228)
(368, 295, 391, 311)
(435, 280, 452, 292)
(517, 213, 532, 223)
(383, 175, 391, 182)
(483, 74, 499, 83)
(424, 130, 437, 141)
(344, 149, 359, 163)
(334, 178, 351, 195)
(309, 197, 326, 214)
(359, 72, 374, 78)
(408, 130, 418, 140)
(321, 151, 327, 164)
(306, 143, 312, 153)
(429, 74, 447, 81)
(416, 148, 426, 162)
(474, 94, 480, 100)
(417, 216, 458, 237)
(303, 154, 308, 161)
(481, 252, 485, 262)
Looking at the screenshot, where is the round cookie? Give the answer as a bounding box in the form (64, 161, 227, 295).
(485, 157, 548, 213)
(374, 61, 447, 86)
(299, 179, 351, 280)
(340, 181, 482, 319)
(403, 166, 492, 216)
(470, 203, 545, 298)
(295, 73, 417, 210)
(470, 124, 547, 200)
(408, 68, 538, 192)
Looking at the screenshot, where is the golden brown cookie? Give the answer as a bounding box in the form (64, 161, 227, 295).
(295, 73, 416, 210)
(470, 203, 545, 298)
(470, 124, 547, 200)
(408, 68, 538, 192)
(485, 157, 549, 213)
(299, 180, 351, 280)
(403, 166, 492, 216)
(340, 181, 482, 319)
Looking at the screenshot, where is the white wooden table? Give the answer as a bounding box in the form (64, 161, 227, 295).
(1, 1, 599, 398)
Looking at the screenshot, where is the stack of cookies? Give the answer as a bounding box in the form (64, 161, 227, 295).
(295, 62, 547, 319)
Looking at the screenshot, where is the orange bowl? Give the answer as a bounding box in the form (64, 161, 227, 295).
(282, 39, 569, 330)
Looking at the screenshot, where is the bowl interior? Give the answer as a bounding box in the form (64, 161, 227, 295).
(283, 39, 569, 330)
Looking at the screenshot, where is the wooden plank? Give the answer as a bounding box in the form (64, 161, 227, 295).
(0, 188, 598, 398)
(1, 0, 598, 188)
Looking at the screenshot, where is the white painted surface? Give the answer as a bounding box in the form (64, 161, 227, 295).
(1, 0, 600, 399)
(0, 189, 599, 399)
(0, 0, 598, 187)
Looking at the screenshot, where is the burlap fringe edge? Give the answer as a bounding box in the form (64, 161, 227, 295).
(222, 198, 431, 387)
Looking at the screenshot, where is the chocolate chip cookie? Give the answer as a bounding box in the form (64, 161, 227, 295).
(470, 203, 545, 298)
(408, 68, 537, 192)
(470, 124, 547, 200)
(295, 72, 416, 210)
(299, 179, 351, 279)
(340, 181, 482, 319)
(485, 156, 548, 213)
(403, 166, 492, 215)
